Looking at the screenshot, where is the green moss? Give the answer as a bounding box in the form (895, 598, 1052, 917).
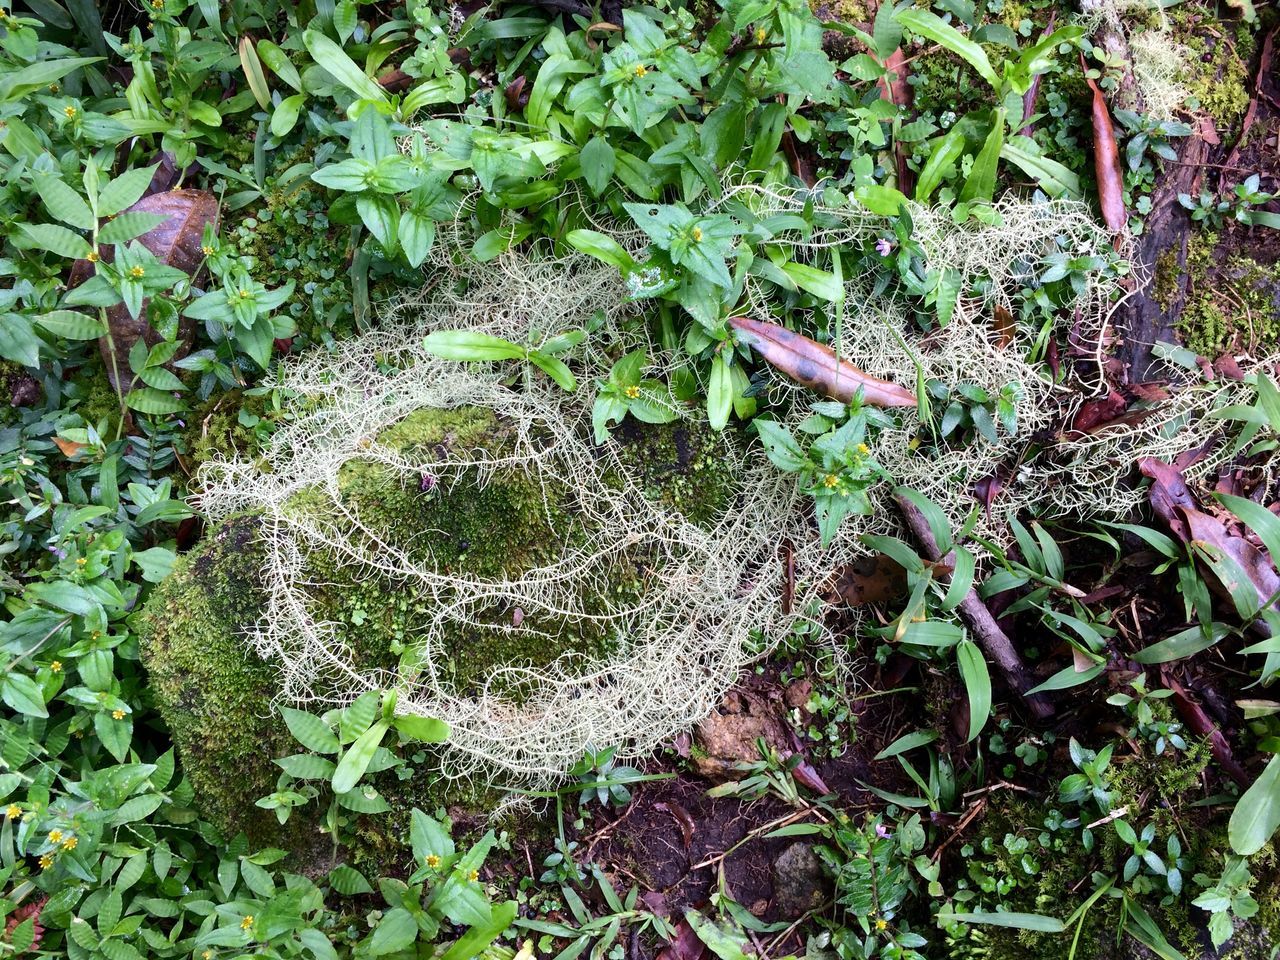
(1169, 5, 1255, 130)
(141, 406, 738, 854)
(183, 390, 271, 470)
(66, 368, 122, 437)
(943, 738, 1224, 960)
(1176, 232, 1280, 358)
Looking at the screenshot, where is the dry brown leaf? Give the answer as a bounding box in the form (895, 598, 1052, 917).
(729, 316, 917, 408)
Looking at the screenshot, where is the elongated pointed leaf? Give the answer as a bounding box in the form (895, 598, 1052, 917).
(729, 316, 916, 407)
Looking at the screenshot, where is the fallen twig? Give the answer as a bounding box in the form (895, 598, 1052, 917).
(895, 494, 1056, 720)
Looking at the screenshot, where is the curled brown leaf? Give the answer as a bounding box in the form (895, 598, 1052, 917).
(728, 316, 917, 408)
(1082, 59, 1127, 234)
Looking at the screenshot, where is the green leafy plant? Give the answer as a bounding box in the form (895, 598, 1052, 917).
(754, 399, 891, 547)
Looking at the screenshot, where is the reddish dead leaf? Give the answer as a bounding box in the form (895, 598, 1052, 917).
(504, 75, 529, 111)
(790, 758, 831, 795)
(831, 553, 906, 606)
(69, 189, 218, 392)
(1019, 11, 1057, 135)
(376, 68, 413, 93)
(52, 437, 86, 458)
(729, 316, 917, 408)
(654, 801, 696, 849)
(655, 919, 706, 960)
(4, 897, 46, 954)
(1082, 59, 1127, 234)
(1214, 354, 1246, 381)
(991, 304, 1015, 349)
(1141, 457, 1280, 624)
(1046, 338, 1061, 381)
(1071, 390, 1128, 432)
(878, 48, 914, 195)
(973, 473, 1005, 519)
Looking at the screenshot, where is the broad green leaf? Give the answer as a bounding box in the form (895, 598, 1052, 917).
(915, 128, 965, 201)
(303, 30, 387, 103)
(1230, 754, 1280, 855)
(98, 211, 167, 245)
(280, 706, 340, 753)
(331, 719, 389, 794)
(35, 175, 94, 230)
(366, 907, 418, 956)
(1026, 660, 1104, 695)
(238, 36, 272, 109)
(37, 310, 102, 339)
(873, 729, 939, 760)
(19, 223, 91, 259)
(1218, 493, 1280, 563)
(781, 262, 843, 302)
(937, 911, 1065, 933)
(439, 901, 517, 960)
(580, 135, 615, 195)
(257, 38, 303, 91)
(393, 714, 450, 742)
(959, 109, 1005, 204)
(707, 353, 732, 431)
(98, 165, 158, 217)
(422, 331, 525, 361)
(956, 638, 991, 740)
(897, 9, 999, 88)
(565, 229, 635, 271)
(2, 674, 48, 717)
(1133, 622, 1229, 664)
(271, 94, 306, 138)
(125, 388, 185, 416)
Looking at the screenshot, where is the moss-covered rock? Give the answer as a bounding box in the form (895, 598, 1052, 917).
(1172, 232, 1280, 359)
(140, 406, 738, 856)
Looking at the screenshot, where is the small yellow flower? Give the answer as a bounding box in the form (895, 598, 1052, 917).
(201, 245, 214, 255)
(39, 854, 55, 869)
(48, 829, 63, 844)
(129, 265, 145, 278)
(76, 556, 87, 566)
(468, 869, 479, 883)
(624, 385, 640, 399)
(112, 709, 126, 720)
(64, 105, 77, 118)
(91, 630, 101, 640)
(857, 442, 870, 455)
(62, 835, 78, 850)
(754, 26, 767, 43)
(150, 0, 163, 8)
(5, 804, 20, 819)
(874, 918, 888, 932)
(238, 288, 249, 298)
(822, 473, 839, 489)
(50, 661, 62, 673)
(203, 952, 212, 960)
(240, 915, 254, 930)
(633, 63, 647, 78)
(426, 854, 441, 868)
(86, 250, 99, 263)
(691, 226, 703, 242)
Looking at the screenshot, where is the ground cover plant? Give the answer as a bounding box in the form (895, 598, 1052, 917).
(1, 0, 1279, 958)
